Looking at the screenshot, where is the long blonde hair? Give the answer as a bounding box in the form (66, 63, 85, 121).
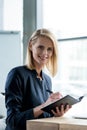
(26, 28, 58, 77)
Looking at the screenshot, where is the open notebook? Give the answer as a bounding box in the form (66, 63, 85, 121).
(64, 96, 87, 119)
(41, 95, 84, 114)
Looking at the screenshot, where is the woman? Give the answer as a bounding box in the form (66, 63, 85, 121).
(5, 29, 70, 130)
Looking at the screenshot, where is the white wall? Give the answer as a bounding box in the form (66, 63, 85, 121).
(0, 0, 4, 29)
(0, 31, 22, 92)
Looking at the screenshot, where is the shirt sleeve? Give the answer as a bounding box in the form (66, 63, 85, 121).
(5, 69, 35, 130)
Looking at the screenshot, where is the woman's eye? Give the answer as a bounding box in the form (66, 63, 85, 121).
(47, 48, 53, 52)
(37, 46, 53, 53)
(38, 46, 44, 50)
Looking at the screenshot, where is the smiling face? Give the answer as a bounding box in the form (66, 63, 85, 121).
(29, 36, 53, 69)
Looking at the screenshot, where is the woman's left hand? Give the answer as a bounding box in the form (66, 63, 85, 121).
(51, 104, 71, 117)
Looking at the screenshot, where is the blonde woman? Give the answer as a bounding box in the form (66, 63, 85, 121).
(5, 29, 70, 130)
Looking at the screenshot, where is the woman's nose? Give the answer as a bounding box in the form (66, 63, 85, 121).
(43, 49, 48, 55)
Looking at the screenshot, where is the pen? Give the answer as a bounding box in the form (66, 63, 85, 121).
(46, 89, 53, 94)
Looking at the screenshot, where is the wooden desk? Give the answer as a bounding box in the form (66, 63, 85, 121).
(27, 117, 87, 130)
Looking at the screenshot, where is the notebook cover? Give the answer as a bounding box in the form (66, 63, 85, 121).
(41, 95, 80, 114)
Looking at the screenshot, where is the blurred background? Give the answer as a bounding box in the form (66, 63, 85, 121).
(0, 0, 87, 98)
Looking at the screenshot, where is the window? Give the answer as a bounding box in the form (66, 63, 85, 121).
(43, 0, 87, 38)
(52, 37, 87, 97)
(42, 0, 87, 98)
(3, 0, 23, 35)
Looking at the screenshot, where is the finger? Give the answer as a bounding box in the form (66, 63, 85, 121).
(55, 106, 60, 113)
(60, 105, 65, 115)
(51, 109, 57, 115)
(51, 107, 60, 117)
(51, 107, 64, 117)
(56, 106, 64, 117)
(64, 105, 71, 113)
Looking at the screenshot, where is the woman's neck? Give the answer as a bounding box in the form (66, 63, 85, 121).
(36, 69, 42, 76)
(33, 61, 44, 77)
(35, 65, 43, 76)
(36, 69, 42, 80)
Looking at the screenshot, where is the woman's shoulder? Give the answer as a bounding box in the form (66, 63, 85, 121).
(8, 65, 25, 73)
(7, 65, 31, 77)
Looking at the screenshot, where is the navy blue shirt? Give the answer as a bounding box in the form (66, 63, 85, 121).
(5, 66, 52, 130)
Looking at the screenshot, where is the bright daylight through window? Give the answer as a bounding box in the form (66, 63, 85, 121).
(43, 0, 87, 98)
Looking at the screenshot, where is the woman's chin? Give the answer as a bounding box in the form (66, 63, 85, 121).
(38, 62, 46, 68)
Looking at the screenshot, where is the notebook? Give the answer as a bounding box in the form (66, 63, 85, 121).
(41, 95, 84, 114)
